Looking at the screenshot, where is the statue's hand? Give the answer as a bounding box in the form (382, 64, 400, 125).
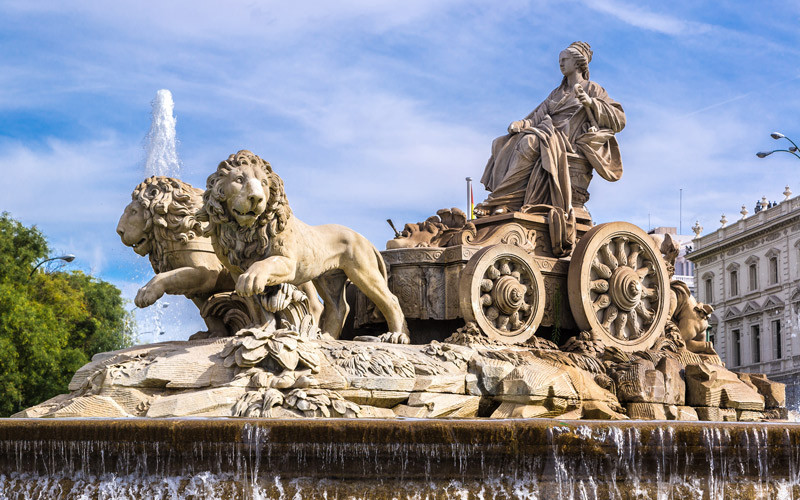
(236, 261, 274, 297)
(507, 120, 525, 134)
(576, 88, 591, 108)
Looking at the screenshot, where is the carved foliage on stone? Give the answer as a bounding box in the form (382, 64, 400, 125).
(221, 316, 321, 374)
(232, 388, 362, 418)
(327, 344, 416, 378)
(422, 341, 471, 369)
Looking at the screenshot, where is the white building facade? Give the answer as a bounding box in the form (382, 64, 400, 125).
(688, 194, 800, 406)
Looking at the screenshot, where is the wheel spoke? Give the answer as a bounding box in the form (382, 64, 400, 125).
(592, 258, 612, 279)
(615, 236, 629, 267)
(627, 243, 641, 269)
(601, 304, 618, 330)
(593, 293, 611, 310)
(614, 312, 628, 339)
(590, 279, 610, 293)
(600, 243, 618, 270)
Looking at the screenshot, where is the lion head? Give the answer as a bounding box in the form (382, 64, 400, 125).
(197, 150, 291, 272)
(117, 176, 205, 273)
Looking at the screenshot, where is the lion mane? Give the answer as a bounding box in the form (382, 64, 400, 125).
(197, 150, 292, 271)
(131, 176, 205, 273)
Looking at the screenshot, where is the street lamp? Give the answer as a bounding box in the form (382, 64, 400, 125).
(29, 254, 76, 277)
(756, 132, 800, 160)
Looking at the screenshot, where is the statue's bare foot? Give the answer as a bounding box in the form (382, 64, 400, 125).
(353, 332, 411, 344)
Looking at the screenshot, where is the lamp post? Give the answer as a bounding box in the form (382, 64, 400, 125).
(29, 254, 76, 277)
(756, 132, 800, 160)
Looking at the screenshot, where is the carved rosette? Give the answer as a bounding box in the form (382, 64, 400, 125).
(458, 244, 546, 343)
(568, 222, 670, 352)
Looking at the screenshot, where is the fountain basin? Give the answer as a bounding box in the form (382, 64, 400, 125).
(2, 418, 799, 499)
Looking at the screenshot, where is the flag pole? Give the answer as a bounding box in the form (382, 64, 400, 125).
(466, 177, 473, 220)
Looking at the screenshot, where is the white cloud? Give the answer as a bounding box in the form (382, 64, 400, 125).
(582, 0, 712, 36)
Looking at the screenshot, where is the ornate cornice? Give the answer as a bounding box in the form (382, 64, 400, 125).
(687, 212, 800, 262)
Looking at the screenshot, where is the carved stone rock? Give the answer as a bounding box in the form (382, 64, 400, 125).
(685, 363, 765, 411)
(626, 402, 666, 420)
(738, 373, 785, 408)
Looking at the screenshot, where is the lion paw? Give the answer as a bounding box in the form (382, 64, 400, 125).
(353, 332, 410, 344)
(135, 285, 162, 308)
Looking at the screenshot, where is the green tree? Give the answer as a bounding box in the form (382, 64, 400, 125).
(0, 212, 134, 417)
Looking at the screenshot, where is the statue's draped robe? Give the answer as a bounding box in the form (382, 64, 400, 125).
(480, 80, 626, 214)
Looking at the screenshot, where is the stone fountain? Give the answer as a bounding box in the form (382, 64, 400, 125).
(3, 42, 797, 499)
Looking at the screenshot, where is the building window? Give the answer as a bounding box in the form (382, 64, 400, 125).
(769, 256, 779, 285)
(705, 278, 713, 302)
(772, 320, 782, 359)
(751, 324, 761, 364)
(708, 326, 715, 347)
(732, 329, 741, 366)
(749, 263, 758, 291)
(730, 270, 738, 296)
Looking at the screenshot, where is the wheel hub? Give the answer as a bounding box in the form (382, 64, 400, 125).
(608, 266, 642, 312)
(492, 275, 527, 315)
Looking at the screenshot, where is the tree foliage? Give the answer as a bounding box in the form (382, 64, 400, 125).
(0, 213, 134, 417)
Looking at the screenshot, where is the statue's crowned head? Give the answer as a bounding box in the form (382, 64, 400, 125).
(565, 41, 592, 80)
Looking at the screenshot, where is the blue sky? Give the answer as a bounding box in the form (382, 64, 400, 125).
(1, 1, 799, 340)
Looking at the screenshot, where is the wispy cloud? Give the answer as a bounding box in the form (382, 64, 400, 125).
(582, 0, 713, 36)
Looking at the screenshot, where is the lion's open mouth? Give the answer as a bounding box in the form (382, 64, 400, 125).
(132, 237, 147, 248)
(234, 209, 257, 218)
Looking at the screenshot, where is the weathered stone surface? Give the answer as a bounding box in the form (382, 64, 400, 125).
(665, 405, 699, 421)
(470, 355, 515, 395)
(696, 407, 737, 422)
(52, 396, 132, 418)
(657, 356, 685, 405)
(736, 410, 764, 422)
(346, 376, 416, 392)
(582, 400, 628, 420)
(685, 363, 764, 411)
(764, 407, 790, 420)
(496, 361, 578, 405)
(626, 402, 666, 420)
(738, 373, 785, 408)
(412, 374, 466, 394)
(405, 393, 480, 417)
(611, 359, 666, 404)
(490, 402, 554, 419)
(465, 373, 483, 396)
(10, 394, 71, 418)
(338, 390, 411, 408)
(359, 406, 396, 418)
(392, 404, 430, 418)
(146, 387, 246, 417)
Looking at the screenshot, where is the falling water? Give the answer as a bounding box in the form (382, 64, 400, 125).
(3, 419, 800, 499)
(143, 89, 181, 178)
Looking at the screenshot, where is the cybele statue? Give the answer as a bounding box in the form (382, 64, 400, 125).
(5, 42, 795, 499)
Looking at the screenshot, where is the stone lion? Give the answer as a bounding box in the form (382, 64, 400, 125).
(116, 177, 236, 334)
(196, 150, 408, 342)
(668, 280, 716, 355)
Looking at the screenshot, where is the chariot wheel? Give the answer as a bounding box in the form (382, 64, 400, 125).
(459, 244, 546, 343)
(567, 222, 670, 352)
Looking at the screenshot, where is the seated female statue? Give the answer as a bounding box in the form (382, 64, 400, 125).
(477, 41, 626, 221)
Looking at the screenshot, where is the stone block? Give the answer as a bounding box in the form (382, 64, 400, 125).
(764, 408, 790, 420)
(496, 362, 578, 405)
(465, 373, 484, 396)
(695, 407, 737, 422)
(738, 373, 785, 408)
(736, 410, 764, 422)
(412, 374, 466, 394)
(490, 402, 552, 419)
(392, 404, 430, 418)
(656, 357, 685, 406)
(471, 356, 515, 394)
(338, 389, 410, 408)
(611, 359, 666, 404)
(581, 400, 628, 420)
(405, 393, 480, 417)
(665, 405, 699, 421)
(146, 386, 246, 417)
(51, 396, 132, 418)
(347, 376, 416, 392)
(685, 363, 764, 411)
(626, 402, 666, 420)
(360, 406, 396, 418)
